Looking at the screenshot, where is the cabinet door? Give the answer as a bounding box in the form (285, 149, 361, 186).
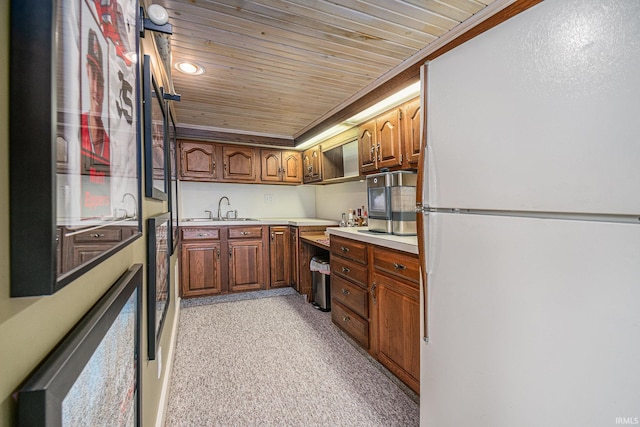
(260, 149, 282, 182)
(303, 147, 322, 183)
(403, 98, 422, 168)
(358, 120, 377, 174)
(289, 226, 299, 290)
(371, 271, 420, 393)
(281, 151, 302, 183)
(179, 141, 219, 181)
(223, 146, 257, 182)
(228, 240, 264, 291)
(269, 226, 291, 288)
(376, 109, 402, 170)
(181, 242, 222, 298)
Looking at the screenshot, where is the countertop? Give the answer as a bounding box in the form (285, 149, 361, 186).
(178, 217, 339, 227)
(326, 226, 419, 254)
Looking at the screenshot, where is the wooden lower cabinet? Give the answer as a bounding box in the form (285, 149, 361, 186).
(228, 239, 265, 292)
(181, 242, 222, 298)
(289, 226, 299, 290)
(269, 226, 291, 288)
(371, 271, 420, 394)
(330, 235, 420, 394)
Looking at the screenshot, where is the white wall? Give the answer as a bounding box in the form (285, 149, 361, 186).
(315, 180, 367, 222)
(179, 181, 317, 219)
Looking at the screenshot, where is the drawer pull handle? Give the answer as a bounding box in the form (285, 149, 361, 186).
(91, 233, 105, 238)
(341, 288, 350, 295)
(240, 231, 249, 235)
(342, 315, 350, 323)
(341, 246, 350, 252)
(198, 233, 210, 237)
(393, 263, 406, 270)
(341, 266, 350, 273)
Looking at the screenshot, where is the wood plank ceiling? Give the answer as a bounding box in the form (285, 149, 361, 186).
(148, 0, 506, 146)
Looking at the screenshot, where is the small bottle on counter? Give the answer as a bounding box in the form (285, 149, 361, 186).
(340, 212, 347, 227)
(347, 209, 355, 227)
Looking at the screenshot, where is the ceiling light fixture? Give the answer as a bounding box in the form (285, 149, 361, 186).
(175, 61, 205, 75)
(147, 4, 169, 25)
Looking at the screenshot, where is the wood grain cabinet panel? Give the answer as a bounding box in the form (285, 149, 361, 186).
(402, 98, 422, 168)
(179, 140, 220, 181)
(223, 146, 257, 182)
(181, 242, 222, 298)
(289, 226, 299, 290)
(331, 255, 368, 289)
(269, 226, 291, 288)
(371, 271, 420, 394)
(331, 301, 369, 349)
(330, 235, 368, 264)
(358, 120, 377, 174)
(260, 150, 302, 184)
(376, 108, 403, 170)
(331, 274, 369, 318)
(228, 240, 265, 292)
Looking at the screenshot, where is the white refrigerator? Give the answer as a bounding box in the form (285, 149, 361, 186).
(418, 1, 640, 426)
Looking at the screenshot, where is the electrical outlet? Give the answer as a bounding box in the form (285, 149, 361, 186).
(264, 194, 274, 204)
(157, 347, 162, 379)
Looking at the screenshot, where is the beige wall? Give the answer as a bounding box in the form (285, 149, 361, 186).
(0, 3, 179, 426)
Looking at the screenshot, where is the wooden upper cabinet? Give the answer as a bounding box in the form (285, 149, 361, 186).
(260, 149, 302, 184)
(358, 97, 421, 175)
(358, 120, 377, 174)
(261, 150, 282, 182)
(179, 140, 220, 181)
(223, 146, 257, 182)
(402, 98, 422, 168)
(303, 146, 322, 183)
(375, 108, 402, 170)
(282, 151, 302, 183)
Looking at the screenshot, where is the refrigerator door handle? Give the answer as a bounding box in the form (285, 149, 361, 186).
(416, 202, 430, 343)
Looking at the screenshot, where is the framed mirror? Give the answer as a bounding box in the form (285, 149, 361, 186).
(10, 0, 142, 297)
(143, 55, 168, 201)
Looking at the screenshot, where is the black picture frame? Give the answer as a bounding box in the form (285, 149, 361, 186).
(9, 0, 143, 297)
(16, 264, 143, 426)
(167, 110, 179, 255)
(143, 55, 168, 201)
(147, 212, 170, 360)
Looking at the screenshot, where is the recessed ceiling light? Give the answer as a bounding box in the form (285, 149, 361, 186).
(175, 61, 205, 75)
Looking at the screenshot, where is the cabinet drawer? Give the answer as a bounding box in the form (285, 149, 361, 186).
(372, 246, 420, 285)
(73, 227, 123, 243)
(228, 226, 263, 239)
(331, 302, 369, 349)
(331, 256, 368, 289)
(330, 235, 367, 265)
(331, 275, 368, 318)
(181, 228, 220, 240)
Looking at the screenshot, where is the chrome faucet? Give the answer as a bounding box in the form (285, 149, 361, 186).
(121, 192, 137, 219)
(217, 196, 230, 219)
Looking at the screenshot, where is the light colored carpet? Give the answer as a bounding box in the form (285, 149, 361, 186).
(165, 292, 419, 426)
